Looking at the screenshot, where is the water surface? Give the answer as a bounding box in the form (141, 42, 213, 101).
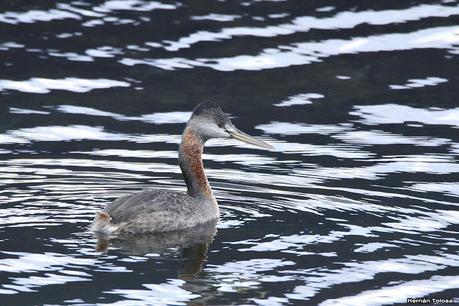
(1, 0, 459, 305)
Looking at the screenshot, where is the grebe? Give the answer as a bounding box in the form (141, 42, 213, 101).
(91, 101, 272, 235)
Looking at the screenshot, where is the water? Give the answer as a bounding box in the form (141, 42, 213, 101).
(1, 1, 459, 305)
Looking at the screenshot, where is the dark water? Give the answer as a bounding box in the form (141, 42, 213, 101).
(1, 1, 459, 305)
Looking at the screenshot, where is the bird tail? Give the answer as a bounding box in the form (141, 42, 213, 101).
(90, 211, 116, 235)
(96, 211, 111, 222)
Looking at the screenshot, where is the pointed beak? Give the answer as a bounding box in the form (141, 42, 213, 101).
(226, 125, 273, 150)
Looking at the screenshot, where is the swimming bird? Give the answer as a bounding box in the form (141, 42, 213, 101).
(91, 101, 272, 235)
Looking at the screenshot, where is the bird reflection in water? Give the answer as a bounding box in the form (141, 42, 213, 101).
(94, 220, 217, 278)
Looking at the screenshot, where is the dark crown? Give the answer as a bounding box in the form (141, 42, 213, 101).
(191, 101, 222, 118)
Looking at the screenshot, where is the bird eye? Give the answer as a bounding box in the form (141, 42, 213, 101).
(217, 122, 224, 128)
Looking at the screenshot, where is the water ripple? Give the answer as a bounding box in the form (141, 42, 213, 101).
(159, 4, 459, 52)
(1, 1, 458, 304)
(0, 78, 130, 94)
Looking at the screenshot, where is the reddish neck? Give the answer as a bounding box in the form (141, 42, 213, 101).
(178, 128, 213, 200)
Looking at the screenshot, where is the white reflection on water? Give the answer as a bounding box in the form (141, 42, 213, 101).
(334, 130, 449, 146)
(451, 143, 459, 154)
(105, 279, 199, 306)
(57, 105, 191, 124)
(57, 105, 121, 117)
(257, 122, 348, 135)
(0, 42, 24, 50)
(140, 112, 192, 124)
(0, 249, 135, 294)
(56, 3, 105, 18)
(320, 275, 459, 306)
(10, 126, 125, 142)
(410, 182, 459, 197)
(0, 9, 79, 25)
(273, 141, 373, 159)
(191, 14, 240, 22)
(0, 252, 95, 294)
(389, 76, 448, 90)
(209, 26, 459, 71)
(76, 149, 277, 167)
(0, 78, 130, 94)
(158, 4, 459, 51)
(94, 0, 176, 13)
(47, 51, 94, 62)
(10, 273, 89, 291)
(252, 296, 290, 306)
(0, 252, 95, 273)
(123, 25, 459, 70)
(287, 254, 459, 301)
(231, 222, 382, 254)
(205, 259, 295, 292)
(81, 149, 175, 159)
(3, 125, 184, 144)
(0, 134, 29, 145)
(274, 93, 324, 107)
(85, 46, 123, 58)
(353, 242, 397, 253)
(352, 104, 459, 127)
(309, 158, 459, 181)
(2, 158, 179, 176)
(9, 108, 50, 115)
